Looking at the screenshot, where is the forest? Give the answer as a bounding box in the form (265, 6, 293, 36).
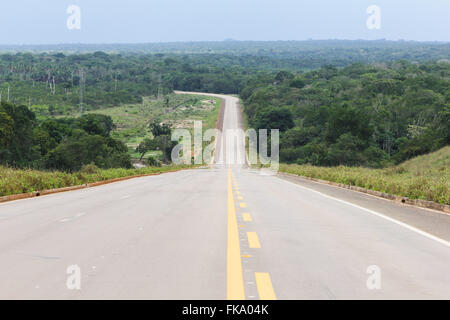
(0, 104, 132, 171)
(2, 40, 449, 65)
(1, 40, 449, 111)
(242, 61, 449, 167)
(0, 41, 449, 172)
(0, 51, 256, 112)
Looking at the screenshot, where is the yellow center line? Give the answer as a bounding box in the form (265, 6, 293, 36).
(255, 273, 277, 300)
(247, 232, 261, 248)
(227, 167, 245, 300)
(229, 170, 276, 300)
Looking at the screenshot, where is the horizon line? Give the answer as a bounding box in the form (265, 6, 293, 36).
(0, 39, 449, 47)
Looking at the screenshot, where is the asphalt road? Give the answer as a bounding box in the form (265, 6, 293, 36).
(0, 93, 449, 300)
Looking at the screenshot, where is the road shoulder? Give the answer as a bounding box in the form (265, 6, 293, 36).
(276, 171, 450, 242)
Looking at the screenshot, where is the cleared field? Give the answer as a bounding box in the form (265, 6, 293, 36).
(83, 93, 221, 160)
(279, 146, 450, 205)
(0, 93, 222, 197)
(34, 93, 222, 161)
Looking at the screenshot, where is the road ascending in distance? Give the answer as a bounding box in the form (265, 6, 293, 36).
(0, 92, 449, 299)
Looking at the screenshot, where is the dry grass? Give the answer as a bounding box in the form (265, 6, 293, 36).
(279, 147, 450, 205)
(0, 165, 196, 197)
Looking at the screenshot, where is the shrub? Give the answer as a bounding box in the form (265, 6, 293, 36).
(79, 163, 101, 174)
(147, 157, 161, 167)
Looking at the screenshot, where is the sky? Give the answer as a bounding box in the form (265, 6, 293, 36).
(0, 0, 449, 44)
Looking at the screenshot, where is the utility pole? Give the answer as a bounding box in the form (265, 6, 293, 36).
(157, 74, 163, 100)
(47, 71, 50, 90)
(79, 68, 85, 115)
(52, 76, 56, 95)
(7, 86, 10, 102)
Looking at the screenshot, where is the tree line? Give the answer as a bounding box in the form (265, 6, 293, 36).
(241, 61, 449, 167)
(0, 52, 258, 114)
(0, 102, 131, 171)
(1, 48, 448, 171)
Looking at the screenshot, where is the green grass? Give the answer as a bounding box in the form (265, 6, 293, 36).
(401, 146, 449, 174)
(0, 94, 220, 197)
(44, 93, 221, 161)
(279, 146, 450, 205)
(0, 164, 197, 197)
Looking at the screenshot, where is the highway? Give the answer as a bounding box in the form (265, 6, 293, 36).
(0, 93, 449, 300)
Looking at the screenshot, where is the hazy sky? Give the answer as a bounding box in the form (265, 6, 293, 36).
(0, 0, 449, 44)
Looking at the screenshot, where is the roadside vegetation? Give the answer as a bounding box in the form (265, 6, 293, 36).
(0, 102, 132, 171)
(279, 146, 449, 205)
(0, 90, 220, 171)
(36, 93, 221, 162)
(242, 61, 449, 168)
(0, 164, 197, 197)
(114, 94, 221, 161)
(1, 44, 448, 202)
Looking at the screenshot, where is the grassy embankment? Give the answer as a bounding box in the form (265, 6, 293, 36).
(0, 164, 198, 197)
(279, 146, 450, 205)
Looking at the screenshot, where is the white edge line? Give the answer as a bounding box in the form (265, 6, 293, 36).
(277, 177, 450, 248)
(279, 171, 448, 216)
